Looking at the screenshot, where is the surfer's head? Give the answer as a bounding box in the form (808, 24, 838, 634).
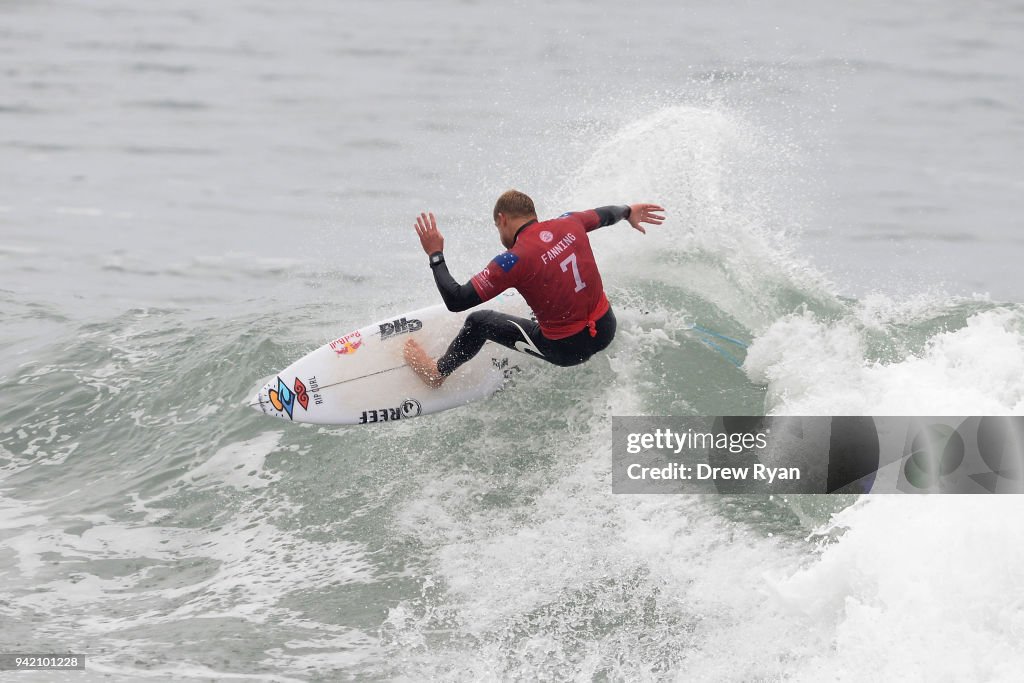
(493, 189, 537, 248)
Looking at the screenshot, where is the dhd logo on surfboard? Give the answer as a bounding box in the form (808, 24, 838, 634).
(379, 317, 422, 340)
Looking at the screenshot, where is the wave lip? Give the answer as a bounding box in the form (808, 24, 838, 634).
(746, 303, 1024, 415)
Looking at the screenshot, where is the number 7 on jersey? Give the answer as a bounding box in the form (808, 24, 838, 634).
(559, 253, 587, 292)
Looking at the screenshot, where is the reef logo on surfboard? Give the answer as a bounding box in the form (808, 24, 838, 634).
(267, 376, 310, 420)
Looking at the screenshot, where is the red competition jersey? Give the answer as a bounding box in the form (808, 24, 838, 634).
(470, 210, 610, 340)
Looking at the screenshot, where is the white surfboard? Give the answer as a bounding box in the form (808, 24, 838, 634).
(249, 290, 533, 425)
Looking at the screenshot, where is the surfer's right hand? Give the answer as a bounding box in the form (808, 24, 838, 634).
(414, 212, 444, 254)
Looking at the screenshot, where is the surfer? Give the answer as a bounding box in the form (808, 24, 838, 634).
(404, 190, 665, 387)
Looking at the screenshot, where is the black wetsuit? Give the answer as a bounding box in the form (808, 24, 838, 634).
(435, 307, 617, 376)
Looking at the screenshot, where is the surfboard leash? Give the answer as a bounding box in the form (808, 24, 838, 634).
(687, 324, 749, 368)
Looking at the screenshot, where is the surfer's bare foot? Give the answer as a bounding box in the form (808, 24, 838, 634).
(404, 339, 445, 388)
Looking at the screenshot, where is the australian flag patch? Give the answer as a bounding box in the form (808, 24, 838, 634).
(493, 252, 519, 272)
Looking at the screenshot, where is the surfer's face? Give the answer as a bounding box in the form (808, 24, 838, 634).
(495, 214, 513, 249)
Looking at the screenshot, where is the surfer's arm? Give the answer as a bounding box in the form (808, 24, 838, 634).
(429, 252, 483, 312)
(575, 204, 665, 234)
(573, 206, 631, 232)
(413, 211, 482, 312)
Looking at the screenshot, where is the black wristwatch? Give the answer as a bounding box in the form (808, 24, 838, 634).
(429, 251, 445, 267)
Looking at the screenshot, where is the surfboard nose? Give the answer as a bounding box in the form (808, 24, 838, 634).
(250, 389, 267, 415)
(248, 376, 275, 416)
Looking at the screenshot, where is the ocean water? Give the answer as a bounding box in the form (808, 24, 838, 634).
(2, 0, 1023, 681)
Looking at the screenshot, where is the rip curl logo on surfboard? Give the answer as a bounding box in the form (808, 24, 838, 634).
(267, 376, 310, 419)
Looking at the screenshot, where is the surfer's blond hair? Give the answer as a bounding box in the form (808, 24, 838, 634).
(493, 190, 536, 221)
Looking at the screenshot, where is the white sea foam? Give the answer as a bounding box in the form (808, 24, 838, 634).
(391, 375, 812, 679)
(771, 496, 1024, 682)
(182, 431, 284, 490)
(746, 304, 1024, 415)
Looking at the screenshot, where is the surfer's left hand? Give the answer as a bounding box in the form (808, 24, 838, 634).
(414, 212, 444, 254)
(627, 203, 666, 234)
